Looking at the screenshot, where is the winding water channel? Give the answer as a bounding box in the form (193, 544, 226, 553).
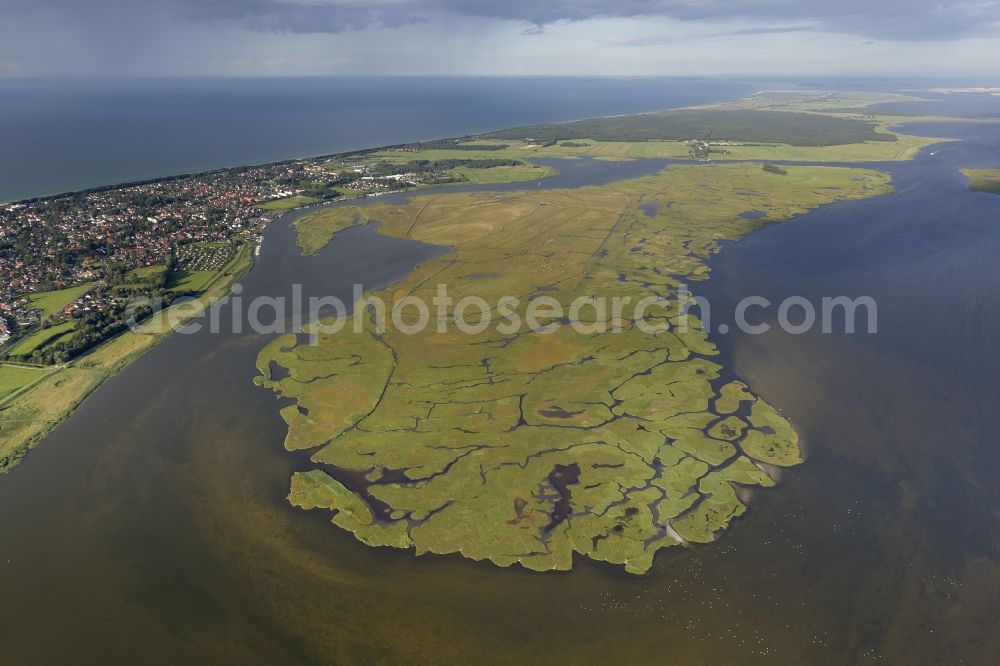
(2, 120, 999, 663)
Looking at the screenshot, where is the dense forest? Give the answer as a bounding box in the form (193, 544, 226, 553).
(345, 138, 511, 157)
(486, 110, 897, 146)
(372, 158, 522, 176)
(403, 138, 510, 151)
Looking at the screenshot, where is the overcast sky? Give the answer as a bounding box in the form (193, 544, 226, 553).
(2, 1, 999, 77)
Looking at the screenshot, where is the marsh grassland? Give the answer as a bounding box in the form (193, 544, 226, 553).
(1, 89, 946, 475)
(257, 162, 893, 573)
(963, 168, 1000, 194)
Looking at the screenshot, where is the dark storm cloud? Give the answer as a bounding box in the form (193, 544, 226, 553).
(607, 25, 822, 47)
(3, 0, 999, 40)
(455, 0, 1000, 40)
(174, 0, 425, 33)
(0, 0, 423, 33)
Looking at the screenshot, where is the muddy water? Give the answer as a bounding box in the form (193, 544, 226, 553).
(1, 123, 1000, 664)
(693, 120, 1000, 663)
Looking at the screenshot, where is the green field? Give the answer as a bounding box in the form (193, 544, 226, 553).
(110, 265, 169, 294)
(258, 195, 320, 212)
(167, 269, 218, 293)
(963, 168, 1000, 194)
(8, 321, 78, 355)
(128, 265, 169, 281)
(262, 161, 893, 574)
(25, 283, 96, 316)
(0, 364, 50, 403)
(448, 163, 557, 184)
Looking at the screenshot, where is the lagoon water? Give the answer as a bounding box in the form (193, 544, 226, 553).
(2, 91, 1000, 663)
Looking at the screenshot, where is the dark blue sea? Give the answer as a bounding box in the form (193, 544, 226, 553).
(0, 76, 765, 202)
(7, 75, 1000, 203)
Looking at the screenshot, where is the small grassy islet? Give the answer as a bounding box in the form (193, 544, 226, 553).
(963, 169, 1000, 194)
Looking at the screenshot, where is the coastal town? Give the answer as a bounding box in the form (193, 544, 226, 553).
(0, 147, 491, 363)
(1, 164, 286, 361)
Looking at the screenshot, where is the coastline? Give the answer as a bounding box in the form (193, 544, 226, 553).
(0, 83, 998, 666)
(0, 162, 565, 472)
(0, 90, 956, 474)
(0, 241, 255, 472)
(3, 89, 977, 209)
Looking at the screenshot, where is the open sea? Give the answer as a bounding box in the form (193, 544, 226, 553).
(0, 76, 767, 202)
